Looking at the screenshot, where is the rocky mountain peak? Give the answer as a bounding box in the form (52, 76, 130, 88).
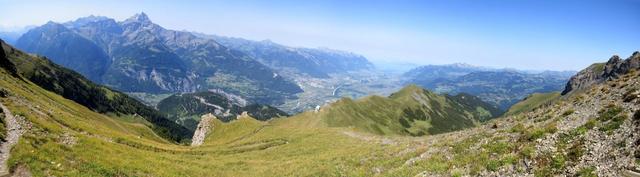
(607, 55, 622, 63)
(562, 51, 640, 95)
(123, 12, 152, 25)
(64, 15, 111, 28)
(38, 21, 71, 33)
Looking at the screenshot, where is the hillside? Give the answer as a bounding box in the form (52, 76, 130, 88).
(157, 90, 288, 130)
(504, 92, 561, 116)
(0, 39, 638, 176)
(314, 85, 502, 136)
(15, 13, 302, 105)
(1, 39, 191, 142)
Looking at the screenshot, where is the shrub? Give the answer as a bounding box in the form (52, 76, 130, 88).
(561, 109, 575, 117)
(544, 122, 558, 134)
(597, 106, 623, 122)
(576, 166, 597, 177)
(510, 123, 526, 134)
(584, 119, 596, 129)
(599, 114, 627, 133)
(520, 145, 535, 158)
(526, 129, 546, 141)
(623, 88, 638, 102)
(567, 140, 585, 162)
(551, 154, 565, 170)
(483, 141, 512, 154)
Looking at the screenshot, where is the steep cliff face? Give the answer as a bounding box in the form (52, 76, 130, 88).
(562, 51, 640, 95)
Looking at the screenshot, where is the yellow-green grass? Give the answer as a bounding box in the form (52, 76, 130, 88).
(0, 67, 422, 176)
(5, 64, 636, 176)
(504, 92, 561, 116)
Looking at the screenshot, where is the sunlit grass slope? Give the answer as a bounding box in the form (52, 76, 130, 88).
(0, 65, 415, 176)
(317, 84, 502, 136)
(504, 92, 561, 116)
(1, 40, 191, 142)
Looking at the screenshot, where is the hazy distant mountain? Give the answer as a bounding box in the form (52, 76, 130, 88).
(16, 22, 112, 81)
(403, 63, 490, 84)
(15, 13, 303, 105)
(403, 64, 572, 110)
(204, 35, 374, 78)
(0, 26, 34, 45)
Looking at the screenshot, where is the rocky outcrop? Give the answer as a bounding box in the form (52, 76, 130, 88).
(562, 51, 640, 95)
(191, 113, 216, 146)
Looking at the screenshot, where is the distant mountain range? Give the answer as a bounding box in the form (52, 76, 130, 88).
(0, 26, 34, 45)
(14, 13, 307, 105)
(11, 13, 377, 106)
(403, 63, 574, 110)
(202, 34, 374, 78)
(5, 13, 578, 114)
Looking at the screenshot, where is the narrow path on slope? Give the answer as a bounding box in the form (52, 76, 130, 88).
(0, 102, 28, 176)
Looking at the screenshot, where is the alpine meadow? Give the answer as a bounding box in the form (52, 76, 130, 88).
(0, 1, 638, 176)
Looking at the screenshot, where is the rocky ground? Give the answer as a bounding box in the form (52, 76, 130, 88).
(0, 102, 30, 176)
(337, 70, 640, 176)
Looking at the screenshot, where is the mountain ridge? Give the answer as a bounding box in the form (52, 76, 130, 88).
(15, 13, 303, 105)
(562, 51, 640, 95)
(207, 34, 374, 78)
(314, 84, 502, 136)
(2, 39, 192, 142)
(403, 64, 572, 110)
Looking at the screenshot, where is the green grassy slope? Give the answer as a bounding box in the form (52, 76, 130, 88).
(504, 92, 561, 116)
(2, 38, 635, 176)
(318, 85, 502, 136)
(0, 63, 396, 176)
(1, 40, 191, 142)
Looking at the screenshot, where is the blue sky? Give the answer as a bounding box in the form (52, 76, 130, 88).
(1, 0, 638, 70)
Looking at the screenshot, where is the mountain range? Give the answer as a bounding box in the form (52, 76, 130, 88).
(13, 13, 382, 107)
(0, 36, 638, 176)
(1, 39, 191, 142)
(7, 13, 580, 115)
(205, 35, 374, 78)
(15, 13, 305, 105)
(403, 63, 573, 110)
